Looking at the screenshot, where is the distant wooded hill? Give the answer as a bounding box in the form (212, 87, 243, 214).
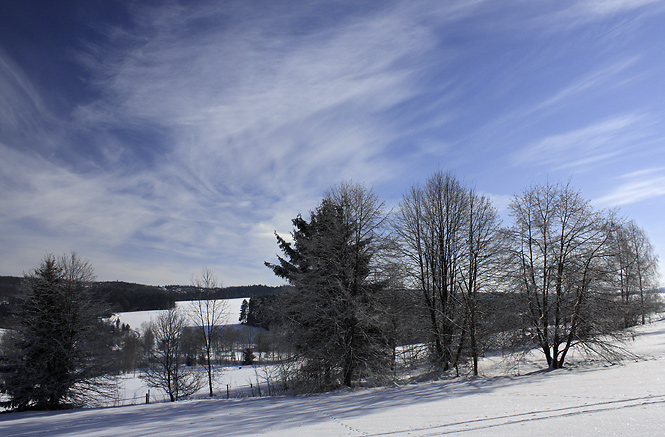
(0, 276, 288, 328)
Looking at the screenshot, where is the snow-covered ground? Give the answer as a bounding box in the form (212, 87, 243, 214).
(107, 364, 282, 406)
(112, 297, 247, 330)
(2, 315, 665, 435)
(107, 297, 271, 404)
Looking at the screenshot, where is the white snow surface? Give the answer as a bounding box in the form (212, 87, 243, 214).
(112, 298, 248, 330)
(3, 317, 665, 435)
(104, 364, 280, 406)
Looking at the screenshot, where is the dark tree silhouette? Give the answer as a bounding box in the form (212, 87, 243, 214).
(0, 253, 115, 410)
(266, 182, 394, 390)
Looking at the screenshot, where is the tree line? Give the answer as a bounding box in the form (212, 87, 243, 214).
(0, 259, 258, 410)
(0, 172, 660, 409)
(264, 174, 661, 391)
(0, 277, 288, 328)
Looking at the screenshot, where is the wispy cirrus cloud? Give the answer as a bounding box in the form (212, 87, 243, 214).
(3, 0, 665, 285)
(595, 167, 665, 207)
(0, 141, 157, 278)
(513, 114, 651, 171)
(531, 57, 640, 114)
(562, 0, 663, 18)
(0, 50, 54, 134)
(76, 2, 431, 188)
(1, 1, 488, 284)
(534, 0, 665, 33)
(69, 2, 488, 229)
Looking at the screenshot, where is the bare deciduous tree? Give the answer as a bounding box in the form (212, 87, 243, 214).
(394, 171, 490, 372)
(607, 216, 661, 326)
(458, 189, 501, 375)
(190, 267, 227, 397)
(141, 308, 203, 401)
(505, 183, 622, 369)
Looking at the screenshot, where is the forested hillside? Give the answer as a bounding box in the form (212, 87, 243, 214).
(165, 284, 291, 300)
(0, 276, 287, 328)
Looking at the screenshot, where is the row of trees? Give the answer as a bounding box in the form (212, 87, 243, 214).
(265, 174, 660, 391)
(0, 260, 232, 410)
(0, 174, 660, 407)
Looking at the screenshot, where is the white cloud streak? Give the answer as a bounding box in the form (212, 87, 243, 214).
(534, 0, 665, 32)
(564, 0, 662, 17)
(513, 114, 651, 170)
(0, 50, 54, 133)
(76, 1, 441, 194)
(595, 168, 665, 207)
(531, 57, 640, 113)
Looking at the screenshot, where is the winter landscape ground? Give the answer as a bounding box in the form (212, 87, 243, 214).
(108, 298, 275, 403)
(2, 302, 664, 436)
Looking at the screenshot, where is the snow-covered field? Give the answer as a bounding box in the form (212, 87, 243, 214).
(112, 297, 248, 330)
(2, 315, 665, 435)
(107, 298, 271, 404)
(107, 363, 281, 406)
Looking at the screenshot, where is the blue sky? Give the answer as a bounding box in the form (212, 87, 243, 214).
(1, 0, 664, 286)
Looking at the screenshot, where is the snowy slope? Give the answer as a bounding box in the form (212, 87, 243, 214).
(2, 317, 665, 436)
(112, 298, 247, 330)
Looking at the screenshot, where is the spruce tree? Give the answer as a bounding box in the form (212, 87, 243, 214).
(239, 299, 249, 324)
(0, 254, 114, 410)
(266, 182, 394, 390)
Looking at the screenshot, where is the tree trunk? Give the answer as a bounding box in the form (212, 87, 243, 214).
(207, 351, 213, 397)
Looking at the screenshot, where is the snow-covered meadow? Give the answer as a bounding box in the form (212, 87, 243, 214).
(2, 308, 665, 435)
(106, 364, 280, 406)
(112, 297, 248, 332)
(108, 298, 273, 404)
